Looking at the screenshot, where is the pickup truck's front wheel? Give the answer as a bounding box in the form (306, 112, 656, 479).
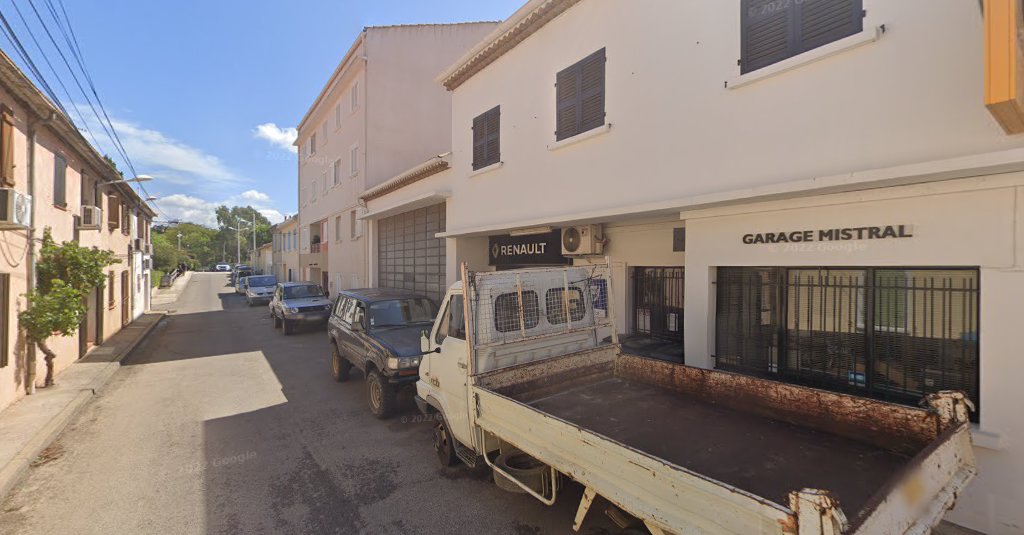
(366, 369, 396, 419)
(433, 413, 457, 467)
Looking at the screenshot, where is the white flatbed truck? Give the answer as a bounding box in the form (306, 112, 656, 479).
(414, 264, 976, 534)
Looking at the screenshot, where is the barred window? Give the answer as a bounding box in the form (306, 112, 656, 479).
(494, 291, 539, 333)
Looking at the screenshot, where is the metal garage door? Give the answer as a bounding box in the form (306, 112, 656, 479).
(377, 203, 446, 303)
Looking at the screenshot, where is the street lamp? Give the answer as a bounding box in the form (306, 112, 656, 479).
(228, 220, 251, 266)
(99, 175, 154, 187)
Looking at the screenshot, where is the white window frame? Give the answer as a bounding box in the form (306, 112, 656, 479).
(349, 144, 359, 177)
(335, 215, 342, 242)
(311, 179, 318, 201)
(335, 103, 342, 130)
(350, 209, 363, 239)
(309, 133, 317, 156)
(350, 81, 359, 112)
(333, 158, 341, 186)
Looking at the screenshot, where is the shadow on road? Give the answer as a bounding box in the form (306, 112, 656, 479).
(124, 283, 615, 534)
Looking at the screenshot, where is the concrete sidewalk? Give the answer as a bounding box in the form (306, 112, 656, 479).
(151, 270, 193, 308)
(0, 311, 166, 502)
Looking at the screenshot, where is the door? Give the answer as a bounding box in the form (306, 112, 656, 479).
(120, 271, 130, 327)
(322, 271, 330, 296)
(428, 293, 472, 445)
(377, 203, 446, 303)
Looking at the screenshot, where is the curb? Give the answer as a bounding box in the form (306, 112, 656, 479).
(0, 311, 167, 502)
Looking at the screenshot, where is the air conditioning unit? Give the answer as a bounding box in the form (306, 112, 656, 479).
(78, 205, 102, 230)
(0, 188, 31, 229)
(561, 225, 604, 256)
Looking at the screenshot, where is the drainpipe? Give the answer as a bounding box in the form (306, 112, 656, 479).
(24, 110, 55, 395)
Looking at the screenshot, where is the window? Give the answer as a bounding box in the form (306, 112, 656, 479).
(350, 210, 362, 239)
(545, 287, 586, 325)
(53, 154, 67, 207)
(0, 273, 8, 368)
(333, 158, 341, 186)
(309, 133, 317, 156)
(333, 296, 350, 318)
(321, 171, 327, 194)
(556, 48, 606, 142)
(335, 216, 341, 242)
(108, 271, 115, 307)
(1, 105, 15, 188)
(350, 81, 359, 111)
(301, 187, 307, 206)
(715, 267, 980, 419)
(740, 0, 864, 74)
(494, 291, 540, 333)
(436, 295, 465, 344)
(311, 179, 318, 200)
(349, 145, 359, 176)
(472, 106, 500, 170)
(335, 103, 342, 129)
(108, 194, 119, 229)
(320, 121, 328, 144)
(121, 204, 130, 235)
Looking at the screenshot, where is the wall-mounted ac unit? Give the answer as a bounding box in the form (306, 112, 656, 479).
(0, 188, 31, 229)
(561, 225, 604, 256)
(78, 205, 102, 230)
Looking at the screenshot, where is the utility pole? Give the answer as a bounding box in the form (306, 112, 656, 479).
(236, 225, 241, 265)
(177, 232, 183, 251)
(252, 211, 257, 264)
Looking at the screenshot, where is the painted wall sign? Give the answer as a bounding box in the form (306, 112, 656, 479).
(489, 229, 570, 266)
(742, 225, 913, 245)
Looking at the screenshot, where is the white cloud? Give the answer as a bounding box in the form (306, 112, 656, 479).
(254, 123, 298, 153)
(159, 194, 218, 227)
(158, 189, 283, 227)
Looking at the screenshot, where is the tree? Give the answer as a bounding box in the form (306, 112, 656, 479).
(215, 205, 272, 263)
(19, 229, 119, 387)
(151, 222, 221, 269)
(102, 154, 124, 178)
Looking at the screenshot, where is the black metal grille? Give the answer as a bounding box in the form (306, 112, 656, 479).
(631, 267, 684, 343)
(715, 267, 980, 418)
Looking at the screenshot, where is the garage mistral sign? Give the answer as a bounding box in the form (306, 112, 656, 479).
(742, 225, 914, 245)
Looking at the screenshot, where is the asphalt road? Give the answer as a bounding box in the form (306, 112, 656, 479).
(0, 273, 619, 535)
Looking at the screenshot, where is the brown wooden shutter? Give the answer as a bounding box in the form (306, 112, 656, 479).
(797, 0, 863, 52)
(0, 106, 14, 187)
(741, 0, 863, 74)
(484, 106, 500, 165)
(741, 0, 795, 74)
(53, 155, 67, 206)
(579, 48, 606, 134)
(108, 194, 119, 228)
(556, 49, 606, 141)
(556, 64, 580, 141)
(472, 113, 486, 170)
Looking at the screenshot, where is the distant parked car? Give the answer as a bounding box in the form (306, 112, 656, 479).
(244, 275, 277, 306)
(232, 267, 253, 284)
(269, 282, 332, 335)
(215, 263, 231, 272)
(235, 275, 250, 295)
(327, 288, 438, 418)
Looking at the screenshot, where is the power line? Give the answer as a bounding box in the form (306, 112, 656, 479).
(0, 8, 65, 115)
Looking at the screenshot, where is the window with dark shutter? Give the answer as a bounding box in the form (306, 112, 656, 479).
(53, 154, 66, 207)
(556, 48, 606, 141)
(741, 0, 863, 74)
(0, 106, 14, 188)
(472, 106, 500, 170)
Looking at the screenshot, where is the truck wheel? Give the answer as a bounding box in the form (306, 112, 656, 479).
(273, 314, 282, 329)
(331, 345, 351, 382)
(283, 319, 295, 335)
(433, 413, 458, 467)
(366, 369, 396, 419)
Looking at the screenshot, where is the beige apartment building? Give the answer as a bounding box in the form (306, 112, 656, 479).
(0, 51, 154, 412)
(272, 214, 299, 282)
(358, 1, 1024, 533)
(294, 23, 496, 295)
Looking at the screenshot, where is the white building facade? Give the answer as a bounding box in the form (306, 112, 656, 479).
(371, 1, 1024, 533)
(295, 23, 497, 296)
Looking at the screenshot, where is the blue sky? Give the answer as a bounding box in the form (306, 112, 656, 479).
(2, 0, 522, 226)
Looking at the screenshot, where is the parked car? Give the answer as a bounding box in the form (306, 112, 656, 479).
(232, 267, 253, 284)
(269, 282, 332, 335)
(235, 275, 250, 295)
(244, 275, 277, 306)
(327, 289, 438, 418)
(215, 263, 231, 272)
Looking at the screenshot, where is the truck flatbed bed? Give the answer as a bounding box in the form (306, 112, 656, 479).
(528, 376, 908, 517)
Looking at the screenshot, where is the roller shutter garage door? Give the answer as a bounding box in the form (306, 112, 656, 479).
(377, 203, 446, 303)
